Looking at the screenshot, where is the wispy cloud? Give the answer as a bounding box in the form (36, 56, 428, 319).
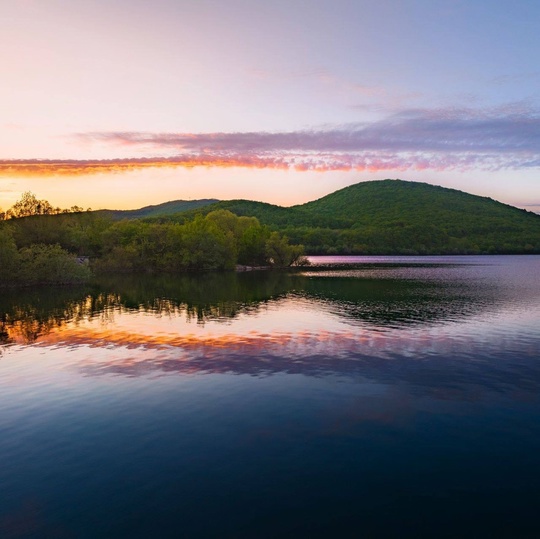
(491, 71, 540, 85)
(1, 105, 539, 176)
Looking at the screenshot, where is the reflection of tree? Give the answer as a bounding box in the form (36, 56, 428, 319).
(94, 272, 297, 324)
(0, 272, 297, 343)
(0, 265, 501, 344)
(0, 323, 12, 345)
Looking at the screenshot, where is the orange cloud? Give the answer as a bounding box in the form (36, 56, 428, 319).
(0, 153, 503, 177)
(0, 156, 291, 177)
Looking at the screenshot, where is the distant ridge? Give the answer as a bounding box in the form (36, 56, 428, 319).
(96, 199, 219, 220)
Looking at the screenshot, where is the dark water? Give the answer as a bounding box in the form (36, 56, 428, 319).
(1, 256, 539, 538)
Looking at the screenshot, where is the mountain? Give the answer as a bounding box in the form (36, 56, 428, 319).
(147, 179, 540, 255)
(150, 198, 352, 228)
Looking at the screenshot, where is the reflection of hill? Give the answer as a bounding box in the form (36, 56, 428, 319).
(299, 272, 499, 328)
(0, 266, 501, 344)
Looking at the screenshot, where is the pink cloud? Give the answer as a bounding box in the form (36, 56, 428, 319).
(1, 105, 538, 177)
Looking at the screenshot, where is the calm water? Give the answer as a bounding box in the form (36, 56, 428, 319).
(1, 256, 539, 538)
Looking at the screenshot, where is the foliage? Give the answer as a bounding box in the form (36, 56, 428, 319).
(265, 232, 306, 267)
(179, 215, 236, 271)
(5, 191, 55, 218)
(5, 179, 538, 284)
(154, 180, 540, 255)
(93, 210, 303, 273)
(7, 211, 112, 261)
(0, 233, 91, 287)
(0, 227, 20, 282)
(17, 244, 91, 285)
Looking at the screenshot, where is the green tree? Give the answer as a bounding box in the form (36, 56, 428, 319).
(180, 216, 236, 271)
(238, 224, 270, 265)
(265, 232, 306, 267)
(0, 227, 20, 283)
(16, 244, 91, 285)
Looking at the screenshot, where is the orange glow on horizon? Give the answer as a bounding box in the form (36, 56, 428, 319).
(0, 155, 416, 177)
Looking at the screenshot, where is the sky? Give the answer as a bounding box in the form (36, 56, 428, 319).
(1, 0, 539, 211)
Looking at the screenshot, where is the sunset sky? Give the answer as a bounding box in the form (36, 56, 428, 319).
(1, 0, 539, 211)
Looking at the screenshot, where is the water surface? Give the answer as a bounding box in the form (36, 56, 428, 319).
(1, 256, 539, 538)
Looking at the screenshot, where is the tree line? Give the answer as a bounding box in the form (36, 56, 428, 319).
(0, 193, 306, 287)
(1, 191, 87, 220)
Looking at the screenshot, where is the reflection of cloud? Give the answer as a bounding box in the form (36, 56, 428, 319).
(3, 267, 539, 401)
(20, 321, 540, 403)
(1, 105, 539, 176)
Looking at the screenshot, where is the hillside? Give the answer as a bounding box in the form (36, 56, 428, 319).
(289, 180, 540, 254)
(148, 179, 540, 255)
(5, 180, 538, 256)
(297, 179, 532, 227)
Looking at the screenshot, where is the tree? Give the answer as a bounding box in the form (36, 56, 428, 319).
(238, 224, 270, 266)
(265, 232, 306, 267)
(6, 192, 54, 219)
(0, 227, 20, 283)
(180, 216, 236, 271)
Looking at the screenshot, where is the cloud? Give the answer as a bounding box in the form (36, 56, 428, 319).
(82, 105, 540, 153)
(1, 105, 539, 177)
(491, 71, 540, 85)
(0, 156, 291, 176)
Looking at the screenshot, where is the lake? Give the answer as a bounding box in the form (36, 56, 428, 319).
(1, 255, 539, 538)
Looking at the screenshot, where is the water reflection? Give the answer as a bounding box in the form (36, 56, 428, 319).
(1, 259, 539, 359)
(0, 265, 503, 346)
(1, 259, 540, 538)
(0, 272, 292, 344)
(1, 259, 538, 396)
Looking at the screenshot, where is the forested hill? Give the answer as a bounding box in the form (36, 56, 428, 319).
(296, 179, 535, 226)
(155, 179, 540, 254)
(294, 179, 540, 254)
(3, 180, 539, 256)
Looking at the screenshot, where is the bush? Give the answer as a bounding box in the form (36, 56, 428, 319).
(17, 244, 91, 285)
